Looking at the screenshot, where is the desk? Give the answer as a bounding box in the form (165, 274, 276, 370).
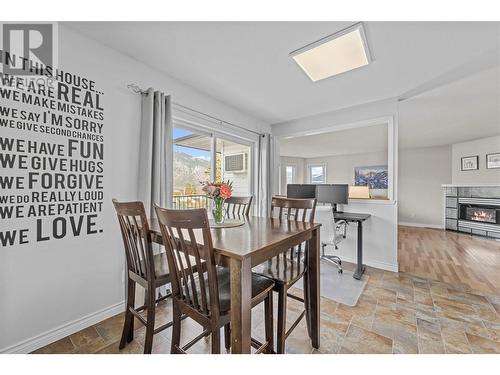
(149, 216, 321, 354)
(333, 212, 371, 280)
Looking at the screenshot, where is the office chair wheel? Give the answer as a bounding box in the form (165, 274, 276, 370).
(338, 269, 343, 274)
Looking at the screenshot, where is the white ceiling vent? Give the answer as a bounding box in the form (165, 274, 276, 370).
(224, 153, 246, 173)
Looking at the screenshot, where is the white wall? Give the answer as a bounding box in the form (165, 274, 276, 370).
(398, 145, 452, 227)
(316, 200, 399, 271)
(272, 99, 399, 273)
(1, 24, 268, 353)
(452, 135, 500, 184)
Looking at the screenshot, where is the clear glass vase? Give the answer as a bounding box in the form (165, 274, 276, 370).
(212, 199, 226, 224)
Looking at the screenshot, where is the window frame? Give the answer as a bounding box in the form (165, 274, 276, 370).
(172, 120, 257, 209)
(307, 163, 327, 184)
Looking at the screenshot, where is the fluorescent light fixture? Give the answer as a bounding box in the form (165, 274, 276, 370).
(290, 23, 372, 82)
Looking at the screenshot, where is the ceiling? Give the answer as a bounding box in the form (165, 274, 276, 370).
(399, 66, 500, 149)
(280, 123, 388, 158)
(66, 22, 500, 125)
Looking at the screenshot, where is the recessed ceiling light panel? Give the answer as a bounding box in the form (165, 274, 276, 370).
(290, 23, 372, 82)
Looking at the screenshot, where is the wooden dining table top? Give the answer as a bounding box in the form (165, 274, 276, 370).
(149, 216, 321, 261)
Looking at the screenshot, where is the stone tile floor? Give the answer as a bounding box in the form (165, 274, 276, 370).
(33, 262, 500, 354)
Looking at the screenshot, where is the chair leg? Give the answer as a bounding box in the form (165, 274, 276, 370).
(224, 323, 231, 352)
(276, 285, 287, 354)
(264, 290, 274, 353)
(303, 272, 312, 338)
(211, 324, 221, 354)
(119, 279, 135, 349)
(126, 283, 136, 343)
(171, 300, 182, 354)
(143, 286, 156, 354)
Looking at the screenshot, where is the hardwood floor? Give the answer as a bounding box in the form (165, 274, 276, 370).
(398, 226, 500, 295)
(33, 261, 500, 354)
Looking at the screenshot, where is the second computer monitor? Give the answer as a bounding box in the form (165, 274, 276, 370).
(315, 184, 349, 204)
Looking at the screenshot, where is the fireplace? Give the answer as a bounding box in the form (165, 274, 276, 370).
(465, 206, 496, 223)
(459, 204, 499, 225)
(444, 185, 500, 239)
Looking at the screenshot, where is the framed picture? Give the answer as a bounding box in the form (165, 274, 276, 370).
(461, 156, 479, 171)
(486, 153, 500, 169)
(354, 165, 388, 189)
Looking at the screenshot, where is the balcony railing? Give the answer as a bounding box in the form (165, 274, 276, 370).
(172, 194, 210, 209)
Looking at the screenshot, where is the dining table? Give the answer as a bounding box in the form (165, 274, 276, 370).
(149, 215, 321, 354)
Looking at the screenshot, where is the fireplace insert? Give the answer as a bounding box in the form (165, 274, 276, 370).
(459, 204, 498, 224)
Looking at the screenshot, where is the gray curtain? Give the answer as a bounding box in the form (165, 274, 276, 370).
(257, 133, 277, 217)
(138, 89, 173, 218)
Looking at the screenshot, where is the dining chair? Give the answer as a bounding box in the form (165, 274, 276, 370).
(224, 195, 253, 218)
(254, 196, 317, 353)
(154, 206, 275, 354)
(112, 199, 175, 354)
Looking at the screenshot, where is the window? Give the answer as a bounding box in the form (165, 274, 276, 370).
(172, 127, 212, 209)
(285, 165, 295, 185)
(308, 164, 326, 184)
(172, 126, 254, 210)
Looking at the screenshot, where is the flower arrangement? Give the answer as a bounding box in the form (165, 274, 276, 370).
(202, 180, 233, 224)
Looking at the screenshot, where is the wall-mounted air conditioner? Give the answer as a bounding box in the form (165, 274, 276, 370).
(224, 153, 246, 173)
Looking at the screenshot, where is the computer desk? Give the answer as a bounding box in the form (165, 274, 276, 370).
(333, 212, 371, 280)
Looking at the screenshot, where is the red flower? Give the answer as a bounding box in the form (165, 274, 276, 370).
(219, 183, 232, 200)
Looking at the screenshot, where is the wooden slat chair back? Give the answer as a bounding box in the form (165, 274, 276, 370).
(271, 196, 316, 223)
(113, 200, 154, 283)
(154, 207, 220, 317)
(270, 196, 317, 262)
(224, 195, 253, 218)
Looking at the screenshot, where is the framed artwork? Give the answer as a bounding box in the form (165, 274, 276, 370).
(486, 153, 500, 169)
(461, 155, 479, 171)
(354, 165, 388, 189)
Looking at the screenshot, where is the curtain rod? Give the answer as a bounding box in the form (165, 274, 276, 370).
(127, 83, 263, 137)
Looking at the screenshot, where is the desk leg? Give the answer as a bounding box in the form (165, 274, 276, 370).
(307, 227, 320, 349)
(353, 221, 366, 280)
(229, 257, 252, 353)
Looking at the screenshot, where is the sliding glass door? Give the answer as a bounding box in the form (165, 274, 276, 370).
(172, 126, 254, 211)
(172, 127, 212, 209)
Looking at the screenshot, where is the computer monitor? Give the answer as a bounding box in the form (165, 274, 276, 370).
(315, 184, 349, 204)
(286, 184, 317, 199)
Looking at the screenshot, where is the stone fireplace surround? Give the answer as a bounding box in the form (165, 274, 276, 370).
(443, 184, 500, 239)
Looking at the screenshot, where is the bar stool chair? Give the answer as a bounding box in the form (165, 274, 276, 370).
(154, 206, 275, 354)
(112, 199, 175, 354)
(253, 196, 317, 353)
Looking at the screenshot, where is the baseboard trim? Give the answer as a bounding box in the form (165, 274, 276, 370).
(398, 221, 443, 230)
(0, 300, 125, 354)
(334, 255, 399, 273)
